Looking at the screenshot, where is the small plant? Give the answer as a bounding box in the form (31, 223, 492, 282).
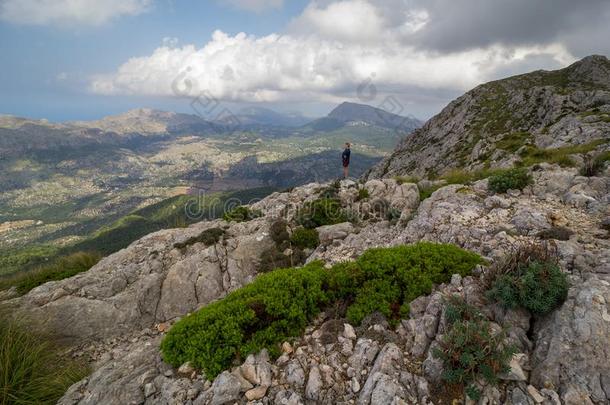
(223, 206, 262, 222)
(418, 184, 442, 201)
(0, 312, 88, 405)
(580, 152, 609, 177)
(297, 198, 348, 229)
(386, 207, 402, 224)
(356, 188, 370, 201)
(488, 168, 532, 193)
(174, 228, 225, 249)
(290, 227, 320, 250)
(487, 260, 568, 315)
(433, 298, 515, 401)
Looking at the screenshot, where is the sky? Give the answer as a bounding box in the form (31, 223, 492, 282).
(1, 0, 609, 122)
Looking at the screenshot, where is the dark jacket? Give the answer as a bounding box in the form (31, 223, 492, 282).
(342, 148, 351, 164)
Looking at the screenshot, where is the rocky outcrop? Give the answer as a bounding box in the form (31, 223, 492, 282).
(8, 219, 275, 342)
(366, 55, 610, 179)
(39, 161, 608, 404)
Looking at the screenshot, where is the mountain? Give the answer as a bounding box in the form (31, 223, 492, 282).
(3, 56, 610, 405)
(219, 106, 313, 128)
(367, 55, 610, 179)
(305, 102, 423, 132)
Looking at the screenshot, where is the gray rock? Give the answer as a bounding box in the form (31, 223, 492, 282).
(317, 222, 355, 245)
(531, 274, 610, 404)
(211, 371, 241, 405)
(305, 366, 323, 401)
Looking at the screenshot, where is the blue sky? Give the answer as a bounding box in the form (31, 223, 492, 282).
(1, 0, 609, 122)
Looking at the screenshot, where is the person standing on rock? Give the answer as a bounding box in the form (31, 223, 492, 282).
(342, 142, 351, 179)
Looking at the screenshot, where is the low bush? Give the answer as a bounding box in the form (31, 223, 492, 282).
(433, 298, 515, 401)
(0, 312, 88, 405)
(488, 168, 532, 193)
(290, 227, 320, 250)
(0, 252, 101, 295)
(297, 198, 348, 229)
(173, 228, 225, 249)
(487, 260, 568, 315)
(223, 206, 262, 222)
(161, 262, 332, 378)
(161, 242, 483, 378)
(344, 243, 484, 325)
(356, 188, 370, 201)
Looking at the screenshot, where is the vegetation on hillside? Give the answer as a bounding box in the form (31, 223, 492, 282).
(0, 187, 275, 292)
(161, 242, 483, 378)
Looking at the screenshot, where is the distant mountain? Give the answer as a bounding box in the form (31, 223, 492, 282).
(305, 102, 423, 132)
(73, 108, 214, 135)
(366, 55, 610, 179)
(225, 106, 312, 128)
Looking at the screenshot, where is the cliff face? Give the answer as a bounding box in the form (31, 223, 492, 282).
(367, 55, 610, 179)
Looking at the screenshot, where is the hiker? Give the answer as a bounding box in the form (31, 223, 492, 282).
(342, 142, 351, 179)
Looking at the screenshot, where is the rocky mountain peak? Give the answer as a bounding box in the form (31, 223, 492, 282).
(366, 54, 610, 180)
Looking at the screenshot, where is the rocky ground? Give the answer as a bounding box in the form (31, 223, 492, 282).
(3, 161, 609, 405)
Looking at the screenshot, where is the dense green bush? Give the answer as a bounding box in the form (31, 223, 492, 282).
(161, 242, 484, 378)
(0, 313, 88, 405)
(487, 260, 568, 315)
(161, 262, 332, 378)
(290, 227, 320, 249)
(344, 243, 484, 325)
(297, 198, 348, 229)
(223, 206, 262, 222)
(488, 168, 532, 193)
(433, 298, 515, 401)
(0, 252, 101, 295)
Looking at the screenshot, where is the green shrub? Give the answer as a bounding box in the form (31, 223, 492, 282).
(433, 299, 515, 401)
(0, 252, 101, 295)
(161, 262, 332, 378)
(488, 168, 532, 193)
(290, 228, 320, 250)
(418, 184, 442, 201)
(487, 260, 568, 315)
(269, 219, 290, 245)
(344, 242, 484, 325)
(173, 228, 225, 249)
(297, 198, 348, 229)
(223, 206, 262, 222)
(0, 313, 88, 405)
(161, 243, 484, 378)
(356, 188, 370, 201)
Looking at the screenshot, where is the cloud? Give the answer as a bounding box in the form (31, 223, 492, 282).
(89, 0, 609, 115)
(220, 0, 284, 13)
(0, 0, 151, 26)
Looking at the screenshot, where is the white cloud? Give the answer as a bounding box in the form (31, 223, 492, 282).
(90, 29, 574, 104)
(89, 0, 605, 115)
(221, 0, 283, 13)
(0, 0, 151, 26)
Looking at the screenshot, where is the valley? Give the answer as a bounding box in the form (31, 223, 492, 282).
(0, 102, 420, 274)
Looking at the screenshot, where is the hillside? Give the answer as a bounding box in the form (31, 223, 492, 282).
(367, 55, 610, 179)
(305, 101, 422, 132)
(1, 55, 609, 405)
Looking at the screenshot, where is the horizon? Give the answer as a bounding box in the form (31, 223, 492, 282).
(2, 1, 610, 121)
